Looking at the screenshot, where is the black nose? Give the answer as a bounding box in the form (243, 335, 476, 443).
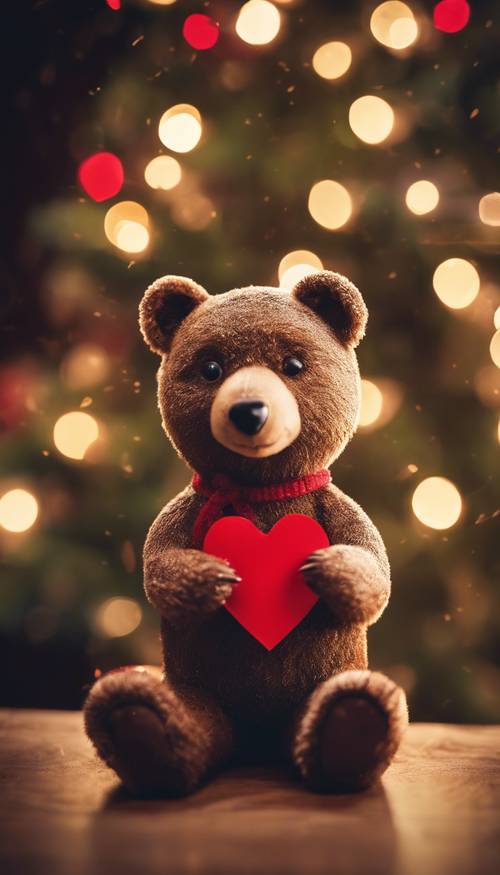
(229, 400, 269, 436)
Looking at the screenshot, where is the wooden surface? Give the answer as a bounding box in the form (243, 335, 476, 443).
(0, 710, 498, 875)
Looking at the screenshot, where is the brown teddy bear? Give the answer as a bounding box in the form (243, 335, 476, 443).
(84, 271, 408, 796)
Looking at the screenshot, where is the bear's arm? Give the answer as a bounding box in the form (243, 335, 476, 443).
(301, 485, 391, 626)
(143, 487, 239, 623)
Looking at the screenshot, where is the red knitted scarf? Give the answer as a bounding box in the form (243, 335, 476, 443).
(192, 469, 331, 545)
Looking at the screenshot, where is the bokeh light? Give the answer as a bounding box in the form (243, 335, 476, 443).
(147, 0, 176, 5)
(78, 151, 124, 202)
(433, 0, 470, 34)
(308, 180, 352, 230)
(158, 104, 202, 153)
(0, 489, 39, 534)
(349, 95, 394, 144)
(104, 201, 149, 250)
(370, 2, 418, 50)
(490, 329, 500, 369)
(405, 180, 440, 215)
(278, 250, 323, 289)
(359, 380, 384, 427)
(478, 192, 500, 227)
(432, 258, 480, 309)
(171, 192, 215, 230)
(312, 41, 352, 80)
(411, 477, 462, 530)
(494, 307, 500, 330)
(53, 412, 99, 460)
(235, 0, 281, 46)
(183, 14, 219, 50)
(61, 343, 110, 389)
(94, 597, 142, 638)
(115, 221, 150, 253)
(144, 155, 182, 191)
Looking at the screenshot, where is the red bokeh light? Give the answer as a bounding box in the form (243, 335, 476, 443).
(433, 0, 470, 33)
(78, 152, 124, 202)
(182, 14, 220, 50)
(106, 0, 121, 10)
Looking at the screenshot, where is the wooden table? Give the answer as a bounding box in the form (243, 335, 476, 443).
(0, 710, 498, 875)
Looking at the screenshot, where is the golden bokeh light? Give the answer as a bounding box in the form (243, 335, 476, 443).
(308, 179, 352, 230)
(359, 380, 384, 427)
(235, 0, 281, 46)
(312, 41, 352, 80)
(158, 104, 202, 153)
(349, 95, 394, 144)
(478, 192, 500, 227)
(278, 250, 323, 289)
(53, 411, 99, 460)
(411, 477, 462, 530)
(494, 307, 500, 330)
(0, 489, 39, 534)
(405, 180, 439, 215)
(432, 258, 480, 310)
(144, 155, 182, 191)
(61, 343, 110, 389)
(280, 264, 319, 290)
(115, 220, 150, 253)
(370, 2, 418, 49)
(490, 329, 500, 369)
(104, 201, 149, 247)
(94, 597, 142, 638)
(147, 0, 176, 5)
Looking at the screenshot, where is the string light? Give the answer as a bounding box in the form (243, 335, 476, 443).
(478, 192, 500, 227)
(308, 180, 352, 230)
(235, 0, 281, 46)
(370, 2, 418, 50)
(411, 477, 462, 530)
(61, 343, 110, 389)
(359, 380, 384, 427)
(278, 250, 323, 290)
(158, 104, 202, 153)
(349, 95, 394, 144)
(53, 411, 99, 460)
(0, 489, 39, 533)
(312, 42, 352, 80)
(405, 180, 440, 215)
(490, 329, 500, 369)
(144, 155, 182, 190)
(432, 258, 480, 309)
(104, 201, 150, 251)
(94, 597, 142, 638)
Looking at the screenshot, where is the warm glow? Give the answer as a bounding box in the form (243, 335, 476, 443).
(478, 192, 500, 227)
(405, 180, 440, 215)
(147, 0, 176, 5)
(235, 0, 281, 46)
(494, 307, 500, 330)
(0, 489, 39, 533)
(158, 104, 202, 153)
(312, 41, 352, 80)
(370, 2, 418, 49)
(278, 250, 323, 287)
(432, 258, 480, 309)
(53, 411, 99, 460)
(349, 95, 394, 144)
(94, 597, 142, 638)
(490, 329, 500, 369)
(144, 155, 182, 190)
(104, 201, 149, 247)
(308, 180, 352, 230)
(115, 221, 150, 253)
(411, 477, 462, 530)
(171, 193, 215, 230)
(359, 380, 384, 427)
(62, 343, 110, 389)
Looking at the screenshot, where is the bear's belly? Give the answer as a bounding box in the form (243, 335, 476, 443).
(162, 602, 367, 724)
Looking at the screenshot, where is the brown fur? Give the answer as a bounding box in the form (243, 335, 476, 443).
(84, 271, 408, 796)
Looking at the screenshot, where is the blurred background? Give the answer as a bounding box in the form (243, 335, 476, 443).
(1, 0, 499, 720)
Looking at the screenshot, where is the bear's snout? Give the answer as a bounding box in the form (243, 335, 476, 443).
(210, 365, 301, 458)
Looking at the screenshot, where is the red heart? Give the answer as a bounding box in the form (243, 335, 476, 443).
(203, 514, 329, 650)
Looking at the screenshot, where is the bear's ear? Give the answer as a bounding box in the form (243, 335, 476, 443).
(292, 271, 368, 348)
(139, 275, 209, 355)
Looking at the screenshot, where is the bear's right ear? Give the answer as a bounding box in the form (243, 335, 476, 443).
(139, 275, 209, 355)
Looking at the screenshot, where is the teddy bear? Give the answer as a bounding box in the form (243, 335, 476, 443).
(84, 270, 408, 796)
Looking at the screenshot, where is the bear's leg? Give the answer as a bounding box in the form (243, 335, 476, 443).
(84, 669, 233, 796)
(291, 670, 408, 792)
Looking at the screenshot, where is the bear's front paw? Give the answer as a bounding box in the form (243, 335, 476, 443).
(146, 550, 241, 621)
(301, 544, 389, 624)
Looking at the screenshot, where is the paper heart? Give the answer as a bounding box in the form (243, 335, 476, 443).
(203, 514, 329, 650)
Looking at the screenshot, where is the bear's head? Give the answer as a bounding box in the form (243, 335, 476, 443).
(139, 272, 367, 486)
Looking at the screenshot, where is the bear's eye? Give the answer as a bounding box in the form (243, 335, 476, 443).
(201, 360, 223, 382)
(282, 355, 304, 377)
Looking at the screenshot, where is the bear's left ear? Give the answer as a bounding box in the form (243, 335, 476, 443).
(139, 275, 209, 355)
(292, 271, 368, 348)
